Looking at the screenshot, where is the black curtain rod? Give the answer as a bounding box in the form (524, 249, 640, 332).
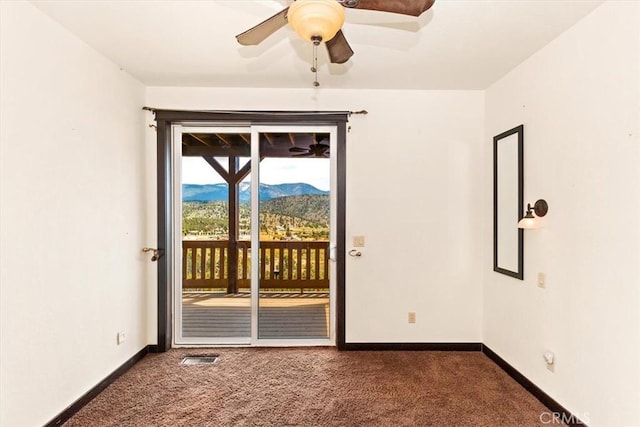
(142, 107, 368, 116)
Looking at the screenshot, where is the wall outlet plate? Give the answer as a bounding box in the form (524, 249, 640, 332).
(117, 332, 126, 345)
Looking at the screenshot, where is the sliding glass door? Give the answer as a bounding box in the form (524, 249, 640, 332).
(172, 125, 336, 346)
(173, 126, 252, 345)
(252, 127, 335, 345)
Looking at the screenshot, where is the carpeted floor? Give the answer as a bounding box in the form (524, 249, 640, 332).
(64, 348, 554, 426)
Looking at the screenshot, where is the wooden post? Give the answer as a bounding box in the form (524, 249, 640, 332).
(227, 156, 240, 294)
(201, 154, 255, 295)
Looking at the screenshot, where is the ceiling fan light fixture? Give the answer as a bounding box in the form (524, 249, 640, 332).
(288, 0, 345, 43)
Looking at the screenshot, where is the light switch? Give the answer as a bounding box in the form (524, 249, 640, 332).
(538, 272, 546, 288)
(408, 312, 416, 324)
(353, 236, 365, 247)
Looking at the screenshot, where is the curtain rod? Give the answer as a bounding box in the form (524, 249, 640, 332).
(142, 107, 368, 116)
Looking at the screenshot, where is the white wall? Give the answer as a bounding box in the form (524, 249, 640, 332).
(0, 2, 147, 426)
(483, 2, 640, 426)
(146, 87, 485, 343)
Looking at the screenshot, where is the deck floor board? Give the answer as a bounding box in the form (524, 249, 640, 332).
(181, 293, 329, 339)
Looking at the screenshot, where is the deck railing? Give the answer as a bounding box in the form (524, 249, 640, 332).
(182, 240, 330, 291)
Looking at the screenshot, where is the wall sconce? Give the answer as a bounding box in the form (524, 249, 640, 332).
(518, 199, 549, 229)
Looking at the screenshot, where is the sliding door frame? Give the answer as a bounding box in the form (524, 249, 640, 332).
(153, 110, 348, 352)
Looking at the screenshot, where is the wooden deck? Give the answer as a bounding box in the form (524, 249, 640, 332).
(181, 292, 329, 339)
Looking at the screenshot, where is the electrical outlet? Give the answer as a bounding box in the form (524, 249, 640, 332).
(117, 332, 126, 345)
(538, 272, 546, 288)
(544, 351, 555, 373)
(408, 312, 416, 324)
(353, 236, 365, 247)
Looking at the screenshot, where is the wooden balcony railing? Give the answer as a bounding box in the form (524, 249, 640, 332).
(182, 240, 330, 292)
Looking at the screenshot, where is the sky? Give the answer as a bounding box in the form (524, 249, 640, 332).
(182, 157, 330, 191)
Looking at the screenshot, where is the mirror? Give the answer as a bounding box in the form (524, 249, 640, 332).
(493, 125, 523, 279)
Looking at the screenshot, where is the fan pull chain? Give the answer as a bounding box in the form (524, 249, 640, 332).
(311, 36, 321, 87)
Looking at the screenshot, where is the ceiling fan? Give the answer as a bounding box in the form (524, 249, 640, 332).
(289, 134, 330, 157)
(289, 143, 330, 157)
(236, 0, 436, 65)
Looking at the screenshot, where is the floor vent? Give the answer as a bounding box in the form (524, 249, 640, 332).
(181, 355, 219, 365)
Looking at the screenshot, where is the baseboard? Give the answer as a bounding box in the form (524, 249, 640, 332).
(482, 345, 588, 427)
(344, 342, 482, 351)
(44, 345, 150, 427)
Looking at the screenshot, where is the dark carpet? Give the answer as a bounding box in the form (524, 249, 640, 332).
(64, 348, 553, 426)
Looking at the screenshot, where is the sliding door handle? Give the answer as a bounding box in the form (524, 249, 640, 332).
(142, 247, 163, 261)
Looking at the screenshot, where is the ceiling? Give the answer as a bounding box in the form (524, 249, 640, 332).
(31, 0, 603, 90)
(183, 132, 331, 159)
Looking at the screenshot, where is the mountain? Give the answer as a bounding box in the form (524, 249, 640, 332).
(182, 197, 329, 240)
(183, 183, 228, 202)
(261, 195, 330, 226)
(183, 182, 328, 202)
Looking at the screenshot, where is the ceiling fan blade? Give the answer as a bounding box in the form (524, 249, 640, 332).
(236, 7, 289, 46)
(350, 0, 435, 17)
(289, 147, 308, 152)
(326, 30, 354, 64)
(293, 153, 314, 157)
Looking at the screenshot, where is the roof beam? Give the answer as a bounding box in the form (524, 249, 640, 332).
(187, 133, 212, 147)
(215, 133, 233, 146)
(183, 145, 250, 157)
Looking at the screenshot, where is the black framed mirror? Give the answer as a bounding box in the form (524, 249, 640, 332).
(493, 124, 523, 279)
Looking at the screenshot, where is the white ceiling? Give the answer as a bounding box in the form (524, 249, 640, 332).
(31, 0, 603, 90)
